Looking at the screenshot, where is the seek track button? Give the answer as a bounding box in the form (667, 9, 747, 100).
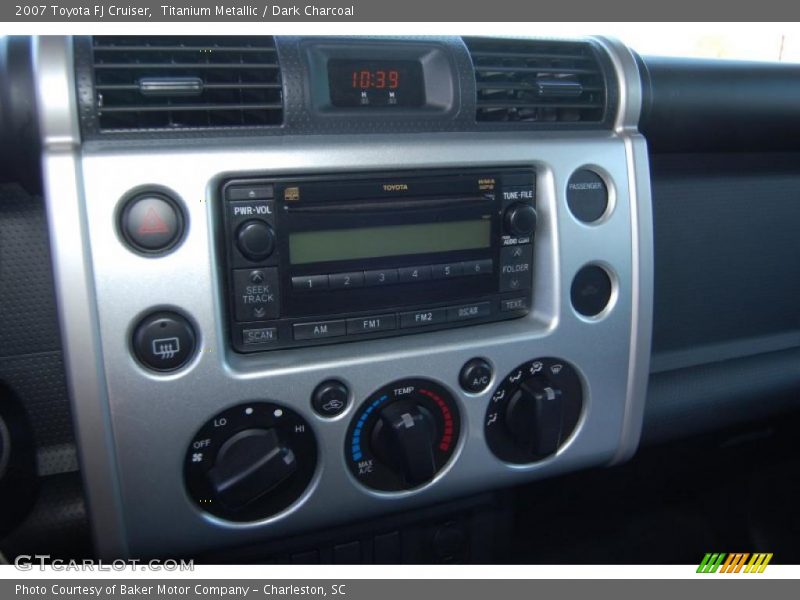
(233, 268, 280, 322)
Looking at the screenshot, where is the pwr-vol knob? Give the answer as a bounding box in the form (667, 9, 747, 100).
(184, 402, 316, 521)
(345, 379, 460, 492)
(484, 358, 583, 464)
(236, 220, 275, 262)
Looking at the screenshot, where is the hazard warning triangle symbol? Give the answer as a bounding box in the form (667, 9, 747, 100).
(138, 207, 170, 235)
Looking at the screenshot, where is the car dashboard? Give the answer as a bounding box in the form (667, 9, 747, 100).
(1, 34, 799, 563)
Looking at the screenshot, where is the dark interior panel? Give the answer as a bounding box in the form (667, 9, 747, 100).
(0, 184, 88, 554)
(638, 56, 800, 153)
(651, 153, 800, 359)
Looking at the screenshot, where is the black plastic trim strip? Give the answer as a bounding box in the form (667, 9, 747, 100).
(643, 347, 800, 445)
(75, 35, 619, 143)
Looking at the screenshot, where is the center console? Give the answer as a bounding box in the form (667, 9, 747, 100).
(36, 35, 652, 559)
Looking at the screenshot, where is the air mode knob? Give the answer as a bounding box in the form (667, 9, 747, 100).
(505, 381, 565, 459)
(485, 358, 583, 464)
(504, 203, 538, 237)
(236, 220, 275, 262)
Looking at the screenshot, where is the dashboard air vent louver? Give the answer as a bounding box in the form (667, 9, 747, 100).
(464, 37, 608, 124)
(91, 36, 283, 131)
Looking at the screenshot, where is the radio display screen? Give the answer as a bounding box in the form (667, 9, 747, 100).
(289, 220, 491, 265)
(327, 59, 425, 108)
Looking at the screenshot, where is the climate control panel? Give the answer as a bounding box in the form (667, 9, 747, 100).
(184, 360, 585, 523)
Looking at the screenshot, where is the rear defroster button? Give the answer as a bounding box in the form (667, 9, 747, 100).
(132, 311, 196, 371)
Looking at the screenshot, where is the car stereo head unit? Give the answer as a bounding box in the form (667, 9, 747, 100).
(220, 168, 537, 352)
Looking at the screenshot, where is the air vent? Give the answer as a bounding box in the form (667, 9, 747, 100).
(91, 36, 283, 131)
(464, 37, 608, 124)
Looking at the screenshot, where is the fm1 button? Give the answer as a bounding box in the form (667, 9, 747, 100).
(132, 311, 196, 372)
(571, 265, 613, 317)
(311, 380, 349, 418)
(120, 192, 184, 254)
(459, 358, 493, 393)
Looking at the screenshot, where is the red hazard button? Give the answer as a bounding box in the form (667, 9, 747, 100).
(120, 192, 184, 254)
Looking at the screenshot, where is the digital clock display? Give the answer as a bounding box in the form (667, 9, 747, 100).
(328, 59, 425, 108)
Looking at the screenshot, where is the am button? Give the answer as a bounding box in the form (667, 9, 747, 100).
(293, 320, 346, 341)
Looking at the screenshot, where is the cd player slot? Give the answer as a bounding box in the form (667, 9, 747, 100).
(285, 195, 490, 214)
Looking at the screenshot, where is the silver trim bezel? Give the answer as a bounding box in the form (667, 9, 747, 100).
(35, 35, 653, 559)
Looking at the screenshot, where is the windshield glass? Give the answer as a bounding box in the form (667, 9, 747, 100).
(534, 23, 800, 63)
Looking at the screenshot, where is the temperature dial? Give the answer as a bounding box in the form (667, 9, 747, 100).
(345, 379, 460, 492)
(184, 402, 316, 521)
(484, 358, 583, 464)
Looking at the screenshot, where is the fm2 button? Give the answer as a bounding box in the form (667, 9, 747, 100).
(459, 358, 493, 393)
(311, 380, 349, 418)
(132, 311, 196, 372)
(120, 191, 184, 255)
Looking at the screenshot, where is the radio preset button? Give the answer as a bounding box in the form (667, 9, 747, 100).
(431, 263, 463, 279)
(364, 269, 399, 287)
(293, 320, 346, 340)
(399, 308, 447, 329)
(447, 302, 491, 322)
(462, 259, 493, 276)
(292, 275, 329, 292)
(346, 314, 397, 334)
(398, 265, 432, 283)
(329, 271, 365, 290)
(234, 268, 280, 321)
